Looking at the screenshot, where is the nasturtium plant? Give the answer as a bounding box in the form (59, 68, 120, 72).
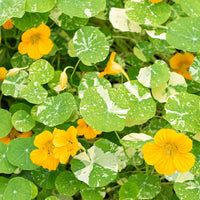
(0, 109, 12, 138)
(73, 26, 109, 63)
(1, 0, 200, 199)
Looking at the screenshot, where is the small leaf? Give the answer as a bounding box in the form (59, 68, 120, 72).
(0, 109, 12, 138)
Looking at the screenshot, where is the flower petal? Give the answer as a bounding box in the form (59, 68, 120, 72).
(27, 43, 43, 60)
(22, 28, 37, 42)
(18, 42, 30, 55)
(173, 152, 195, 173)
(42, 153, 59, 170)
(142, 142, 163, 165)
(53, 129, 68, 147)
(37, 24, 51, 39)
(53, 146, 70, 164)
(0, 136, 11, 145)
(34, 131, 53, 148)
(154, 153, 176, 175)
(38, 38, 53, 55)
(30, 149, 47, 166)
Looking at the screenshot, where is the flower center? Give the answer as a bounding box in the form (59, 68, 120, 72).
(180, 64, 190, 72)
(163, 143, 178, 155)
(45, 141, 54, 155)
(31, 34, 40, 44)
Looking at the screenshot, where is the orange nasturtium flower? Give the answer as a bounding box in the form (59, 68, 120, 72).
(0, 67, 8, 80)
(53, 126, 83, 164)
(18, 24, 53, 60)
(30, 130, 59, 171)
(142, 129, 195, 175)
(169, 52, 194, 80)
(0, 127, 32, 145)
(99, 52, 130, 81)
(2, 19, 14, 30)
(149, 0, 163, 3)
(77, 118, 102, 139)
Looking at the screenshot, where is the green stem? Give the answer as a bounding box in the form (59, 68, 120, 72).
(70, 59, 80, 87)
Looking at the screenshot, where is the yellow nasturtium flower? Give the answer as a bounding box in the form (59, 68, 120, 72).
(0, 127, 32, 145)
(169, 52, 194, 80)
(77, 118, 102, 139)
(149, 0, 163, 3)
(18, 24, 53, 60)
(53, 127, 83, 164)
(142, 129, 195, 175)
(2, 19, 14, 30)
(99, 52, 130, 81)
(30, 130, 59, 171)
(0, 67, 8, 80)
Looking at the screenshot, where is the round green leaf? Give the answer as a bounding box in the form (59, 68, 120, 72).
(137, 60, 170, 88)
(119, 181, 139, 200)
(30, 181, 38, 199)
(2, 71, 28, 98)
(190, 140, 200, 176)
(25, 0, 56, 13)
(174, 0, 200, 17)
(56, 0, 106, 18)
(80, 183, 106, 200)
(0, 177, 9, 200)
(166, 17, 200, 52)
(71, 139, 118, 187)
(174, 177, 200, 200)
(0, 143, 17, 174)
(190, 56, 200, 83)
(55, 171, 81, 196)
(125, 0, 171, 26)
(11, 52, 34, 69)
(33, 93, 76, 126)
(31, 167, 60, 189)
(73, 26, 109, 63)
(0, 109, 12, 138)
(12, 12, 49, 31)
(21, 82, 48, 104)
(45, 197, 59, 200)
(6, 137, 38, 170)
(9, 103, 31, 116)
(50, 8, 88, 30)
(29, 59, 55, 84)
(3, 177, 32, 200)
(80, 85, 129, 132)
(78, 72, 111, 98)
(165, 92, 200, 133)
(152, 72, 187, 103)
(119, 80, 156, 121)
(154, 185, 174, 200)
(12, 110, 35, 132)
(0, 0, 25, 25)
(129, 174, 161, 199)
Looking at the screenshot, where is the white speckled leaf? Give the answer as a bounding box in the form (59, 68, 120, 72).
(174, 0, 200, 17)
(31, 167, 60, 189)
(109, 8, 141, 33)
(80, 183, 106, 200)
(80, 85, 129, 132)
(73, 26, 109, 63)
(25, 0, 56, 13)
(6, 137, 38, 170)
(11, 52, 34, 68)
(78, 72, 111, 99)
(3, 177, 32, 200)
(152, 72, 187, 103)
(129, 174, 161, 199)
(21, 82, 48, 104)
(190, 56, 200, 83)
(55, 171, 81, 196)
(119, 80, 156, 121)
(29, 59, 55, 84)
(34, 93, 76, 126)
(12, 110, 35, 132)
(0, 109, 12, 138)
(50, 8, 88, 30)
(166, 17, 200, 52)
(165, 93, 200, 133)
(137, 60, 170, 88)
(12, 12, 49, 31)
(165, 171, 194, 183)
(0, 0, 25, 25)
(71, 139, 118, 187)
(125, 0, 171, 26)
(2, 71, 28, 98)
(56, 0, 106, 18)
(0, 143, 17, 174)
(174, 177, 200, 200)
(121, 133, 153, 150)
